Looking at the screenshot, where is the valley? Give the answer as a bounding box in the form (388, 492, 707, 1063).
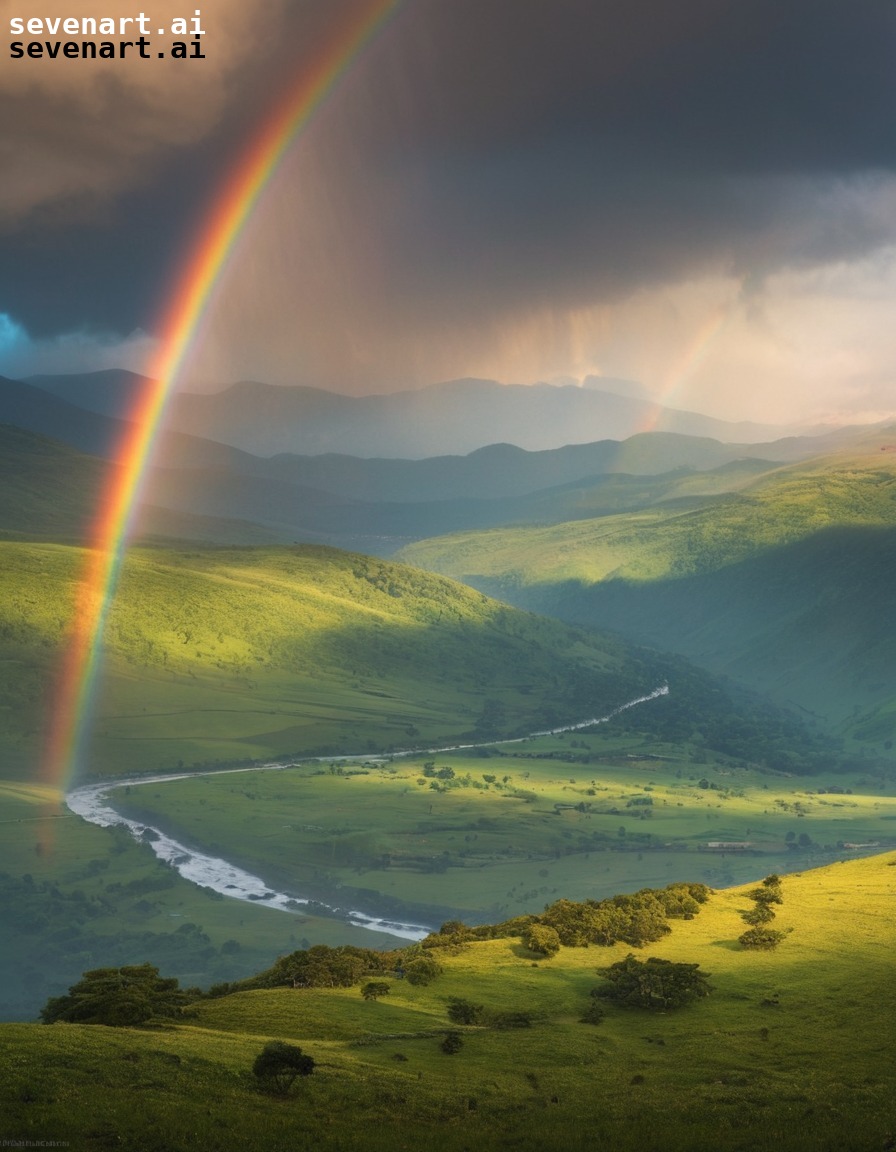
(1, 374, 895, 1149)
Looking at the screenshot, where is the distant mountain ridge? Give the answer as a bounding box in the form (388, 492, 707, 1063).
(14, 369, 832, 457)
(164, 377, 814, 457)
(1, 375, 885, 558)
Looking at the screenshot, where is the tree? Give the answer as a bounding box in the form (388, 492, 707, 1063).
(40, 964, 191, 1027)
(742, 903, 776, 926)
(361, 981, 391, 1001)
(739, 927, 786, 950)
(446, 997, 483, 1025)
(404, 955, 443, 986)
(252, 1041, 315, 1095)
(441, 1031, 464, 1054)
(524, 923, 561, 957)
(597, 955, 712, 1010)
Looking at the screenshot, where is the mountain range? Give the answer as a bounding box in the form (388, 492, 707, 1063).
(19, 369, 831, 458)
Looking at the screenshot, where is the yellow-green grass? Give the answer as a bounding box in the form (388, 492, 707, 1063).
(399, 452, 896, 588)
(2, 853, 895, 1150)
(0, 539, 646, 780)
(397, 452, 896, 734)
(112, 747, 896, 926)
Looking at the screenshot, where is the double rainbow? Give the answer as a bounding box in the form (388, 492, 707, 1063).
(44, 0, 402, 795)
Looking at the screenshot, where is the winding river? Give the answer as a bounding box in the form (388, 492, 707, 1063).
(65, 685, 668, 943)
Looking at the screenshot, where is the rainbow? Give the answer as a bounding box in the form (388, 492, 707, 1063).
(632, 296, 738, 438)
(43, 0, 403, 796)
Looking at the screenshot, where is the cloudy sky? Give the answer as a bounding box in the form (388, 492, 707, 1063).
(2, 0, 896, 424)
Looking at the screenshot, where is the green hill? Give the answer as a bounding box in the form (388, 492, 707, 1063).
(0, 540, 660, 782)
(0, 539, 666, 1019)
(0, 423, 107, 541)
(398, 450, 896, 735)
(2, 852, 895, 1151)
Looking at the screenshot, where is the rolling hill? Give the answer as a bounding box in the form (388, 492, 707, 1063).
(2, 852, 895, 1150)
(398, 448, 896, 736)
(0, 540, 664, 781)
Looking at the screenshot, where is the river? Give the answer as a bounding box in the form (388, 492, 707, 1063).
(65, 685, 668, 943)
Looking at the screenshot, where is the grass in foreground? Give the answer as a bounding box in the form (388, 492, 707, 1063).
(2, 852, 895, 1150)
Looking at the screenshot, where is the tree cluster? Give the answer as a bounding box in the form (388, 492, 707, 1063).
(738, 875, 786, 950)
(264, 944, 393, 989)
(40, 963, 194, 1027)
(595, 955, 712, 1010)
(422, 882, 710, 956)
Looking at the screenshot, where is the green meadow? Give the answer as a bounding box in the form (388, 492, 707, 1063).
(2, 852, 895, 1151)
(0, 538, 661, 1019)
(112, 739, 896, 927)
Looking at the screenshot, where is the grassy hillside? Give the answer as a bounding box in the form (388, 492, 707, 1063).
(2, 852, 895, 1150)
(398, 451, 896, 733)
(0, 541, 657, 781)
(0, 423, 107, 540)
(0, 779, 401, 1022)
(0, 539, 663, 1019)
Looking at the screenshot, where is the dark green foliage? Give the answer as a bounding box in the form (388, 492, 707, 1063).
(739, 927, 786, 950)
(265, 945, 391, 989)
(40, 964, 191, 1027)
(747, 886, 783, 905)
(579, 998, 606, 1025)
(441, 1031, 464, 1054)
(524, 924, 561, 957)
(252, 1041, 314, 1095)
(429, 882, 710, 957)
(361, 981, 391, 1001)
(742, 903, 776, 925)
(488, 1011, 534, 1029)
(404, 955, 443, 986)
(597, 955, 712, 1010)
(446, 997, 484, 1025)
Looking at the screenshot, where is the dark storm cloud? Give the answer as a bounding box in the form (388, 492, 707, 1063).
(4, 0, 896, 345)
(366, 0, 896, 173)
(315, 0, 896, 318)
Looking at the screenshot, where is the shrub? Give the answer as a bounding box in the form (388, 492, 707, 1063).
(579, 998, 606, 1025)
(739, 927, 786, 950)
(441, 1031, 464, 1054)
(597, 955, 712, 1010)
(742, 903, 776, 925)
(404, 955, 443, 986)
(488, 1011, 533, 1029)
(446, 997, 484, 1025)
(361, 981, 391, 1001)
(524, 924, 561, 957)
(252, 1041, 315, 1095)
(747, 887, 783, 906)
